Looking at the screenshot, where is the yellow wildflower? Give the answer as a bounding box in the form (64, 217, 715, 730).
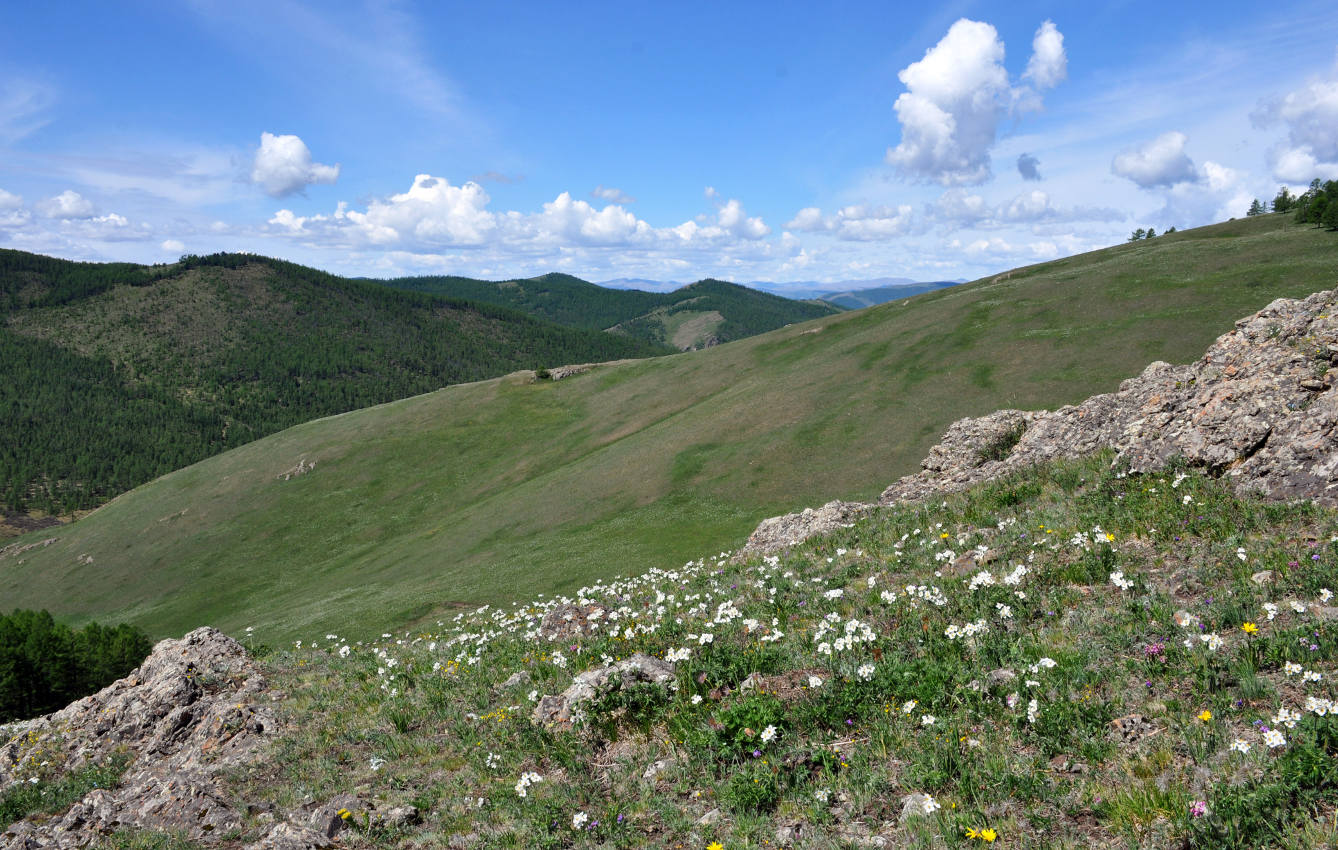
(1242, 622, 1259, 635)
(981, 828, 998, 842)
(1198, 709, 1212, 722)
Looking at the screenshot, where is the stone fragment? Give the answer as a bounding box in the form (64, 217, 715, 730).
(244, 823, 335, 850)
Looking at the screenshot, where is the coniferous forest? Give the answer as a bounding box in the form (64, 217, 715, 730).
(0, 609, 153, 722)
(0, 250, 670, 517)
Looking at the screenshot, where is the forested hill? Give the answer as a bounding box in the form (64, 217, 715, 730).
(384, 273, 842, 349)
(0, 250, 669, 521)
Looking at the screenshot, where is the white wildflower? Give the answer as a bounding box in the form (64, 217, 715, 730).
(514, 771, 543, 797)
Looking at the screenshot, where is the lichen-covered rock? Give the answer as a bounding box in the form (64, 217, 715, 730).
(741, 500, 871, 556)
(1, 627, 281, 848)
(537, 602, 611, 641)
(531, 653, 676, 727)
(743, 291, 1338, 554)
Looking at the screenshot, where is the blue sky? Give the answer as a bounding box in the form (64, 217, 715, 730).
(2, 1, 1336, 288)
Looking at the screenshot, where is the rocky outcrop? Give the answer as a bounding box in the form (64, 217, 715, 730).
(744, 290, 1338, 554)
(0, 628, 297, 849)
(742, 501, 872, 555)
(532, 653, 676, 728)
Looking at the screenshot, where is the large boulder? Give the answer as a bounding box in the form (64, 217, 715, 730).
(1, 627, 281, 848)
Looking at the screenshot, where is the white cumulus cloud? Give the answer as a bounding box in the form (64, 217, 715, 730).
(0, 188, 21, 209)
(344, 174, 495, 245)
(886, 18, 1066, 186)
(250, 132, 340, 197)
(537, 192, 648, 245)
(37, 190, 96, 219)
(161, 239, 186, 253)
(785, 207, 828, 232)
(1111, 131, 1200, 188)
(716, 198, 770, 240)
(1255, 70, 1338, 182)
(1023, 21, 1067, 90)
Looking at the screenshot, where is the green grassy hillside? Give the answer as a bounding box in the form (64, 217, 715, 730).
(1, 214, 1333, 642)
(386, 273, 842, 349)
(0, 252, 666, 520)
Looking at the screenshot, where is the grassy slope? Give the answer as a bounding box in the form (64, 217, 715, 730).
(1, 214, 1334, 642)
(238, 456, 1338, 849)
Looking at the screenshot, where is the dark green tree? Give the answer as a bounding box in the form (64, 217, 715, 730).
(1246, 198, 1265, 216)
(1272, 187, 1295, 213)
(1128, 228, 1146, 241)
(0, 610, 153, 722)
(1324, 197, 1338, 230)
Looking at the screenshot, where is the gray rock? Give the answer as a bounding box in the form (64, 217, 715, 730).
(738, 672, 764, 692)
(501, 670, 531, 689)
(1, 627, 282, 846)
(383, 805, 421, 828)
(244, 823, 335, 850)
(531, 653, 676, 727)
(986, 668, 1017, 687)
(1251, 570, 1276, 586)
(642, 758, 674, 780)
(741, 500, 871, 556)
(537, 603, 610, 641)
(696, 808, 721, 826)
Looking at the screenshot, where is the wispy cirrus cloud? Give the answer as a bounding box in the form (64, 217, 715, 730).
(0, 77, 56, 144)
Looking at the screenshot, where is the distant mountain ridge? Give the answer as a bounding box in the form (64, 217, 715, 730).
(384, 273, 841, 350)
(0, 250, 666, 520)
(598, 275, 965, 304)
